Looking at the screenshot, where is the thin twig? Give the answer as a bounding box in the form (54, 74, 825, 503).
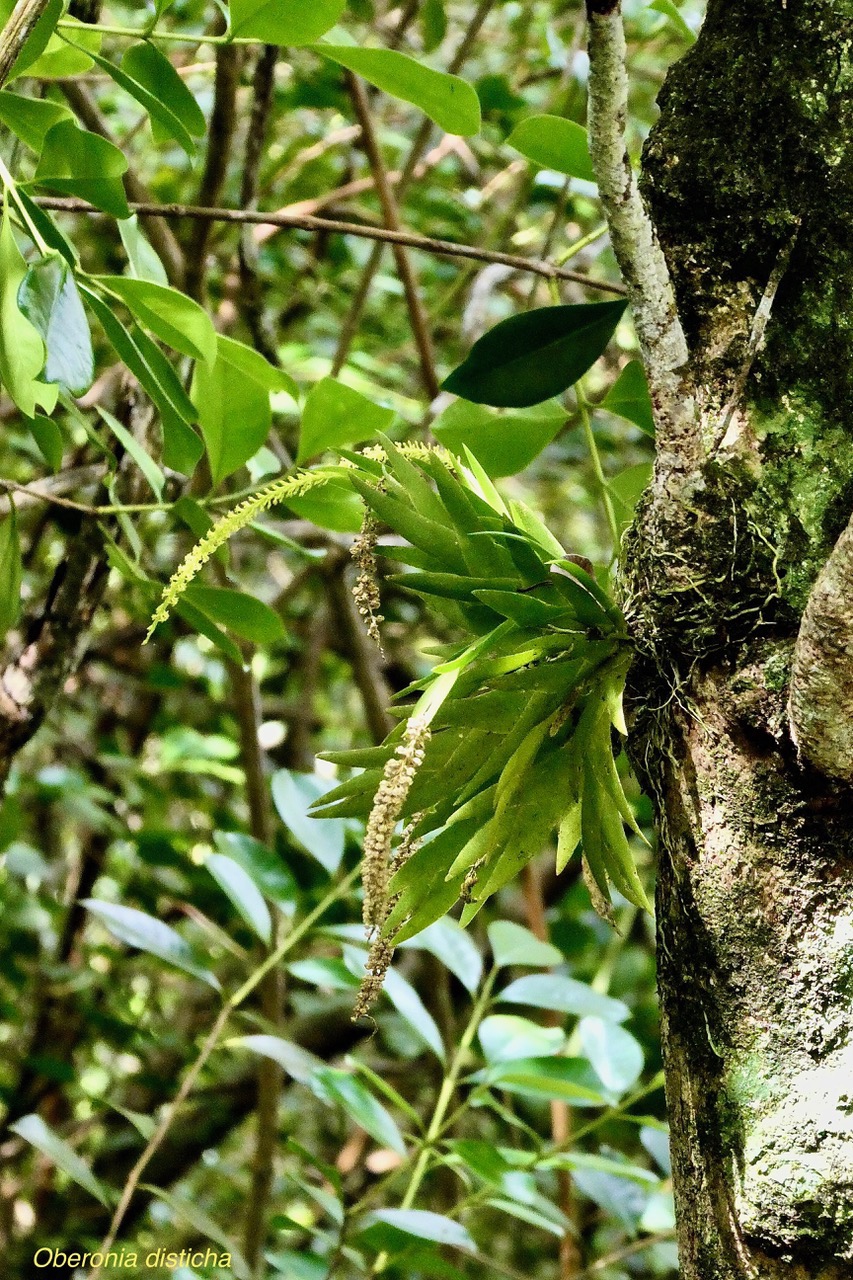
(32, 196, 626, 294)
(346, 70, 440, 400)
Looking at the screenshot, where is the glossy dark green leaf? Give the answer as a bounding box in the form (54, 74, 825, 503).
(600, 359, 655, 435)
(205, 852, 272, 943)
(33, 120, 130, 218)
(318, 46, 481, 136)
(184, 585, 286, 647)
(443, 301, 627, 408)
(361, 1210, 475, 1253)
(507, 115, 595, 182)
(80, 45, 197, 156)
(19, 257, 94, 396)
(231, 0, 345, 43)
(312, 1067, 407, 1155)
(297, 377, 394, 462)
(432, 399, 568, 476)
(213, 831, 297, 908)
(122, 41, 206, 138)
(285, 474, 365, 532)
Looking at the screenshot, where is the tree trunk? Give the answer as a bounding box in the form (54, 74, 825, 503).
(624, 1, 853, 1274)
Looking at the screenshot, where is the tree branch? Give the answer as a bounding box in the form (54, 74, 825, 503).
(585, 1, 698, 470)
(0, 0, 51, 89)
(33, 196, 626, 295)
(789, 510, 853, 781)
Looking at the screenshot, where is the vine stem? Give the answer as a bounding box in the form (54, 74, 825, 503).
(576, 382, 620, 555)
(90, 865, 361, 1277)
(371, 969, 497, 1275)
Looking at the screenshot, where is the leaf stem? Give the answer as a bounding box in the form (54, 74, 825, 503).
(577, 381, 620, 555)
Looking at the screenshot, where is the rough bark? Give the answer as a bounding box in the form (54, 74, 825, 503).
(622, 1, 853, 1274)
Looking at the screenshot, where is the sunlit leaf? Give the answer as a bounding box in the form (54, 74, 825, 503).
(318, 45, 481, 136)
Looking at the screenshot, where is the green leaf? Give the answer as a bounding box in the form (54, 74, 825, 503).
(318, 46, 481, 136)
(607, 461, 653, 530)
(96, 406, 165, 500)
(27, 413, 63, 470)
(118, 215, 168, 285)
(205, 852, 272, 943)
(18, 257, 94, 396)
(82, 899, 220, 989)
(10, 1114, 110, 1207)
(421, 0, 447, 50)
(600, 359, 655, 435)
(487, 920, 563, 968)
(443, 301, 626, 408)
(231, 0, 345, 43)
(297, 377, 394, 462)
(0, 90, 71, 152)
(0, 510, 22, 640)
(579, 1016, 644, 1096)
(184, 585, 286, 647)
(498, 972, 629, 1023)
(401, 917, 482, 993)
(214, 831, 297, 908)
(192, 336, 297, 486)
(122, 41, 206, 138)
(272, 769, 345, 873)
(476, 1056, 607, 1106)
(96, 276, 216, 364)
(649, 0, 696, 42)
(142, 1187, 251, 1280)
(234, 1033, 324, 1084)
(478, 1014, 564, 1063)
(433, 400, 567, 476)
(361, 1210, 476, 1254)
(79, 44, 197, 156)
(13, 15, 99, 79)
(344, 946, 445, 1059)
(312, 1067, 407, 1155)
(0, 208, 56, 417)
(289, 956, 359, 991)
(33, 119, 130, 218)
(507, 115, 595, 182)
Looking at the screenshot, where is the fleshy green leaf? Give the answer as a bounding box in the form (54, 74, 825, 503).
(82, 899, 220, 988)
(507, 115, 595, 181)
(10, 1114, 110, 1206)
(192, 336, 297, 486)
(19, 257, 93, 396)
(297, 377, 394, 463)
(318, 46, 481, 136)
(231, 0, 346, 43)
(443, 301, 627, 408)
(205, 852, 272, 943)
(433, 400, 567, 476)
(0, 208, 56, 416)
(33, 119, 130, 218)
(96, 276, 216, 364)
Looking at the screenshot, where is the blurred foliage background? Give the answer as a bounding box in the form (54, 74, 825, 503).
(0, 1, 705, 1276)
